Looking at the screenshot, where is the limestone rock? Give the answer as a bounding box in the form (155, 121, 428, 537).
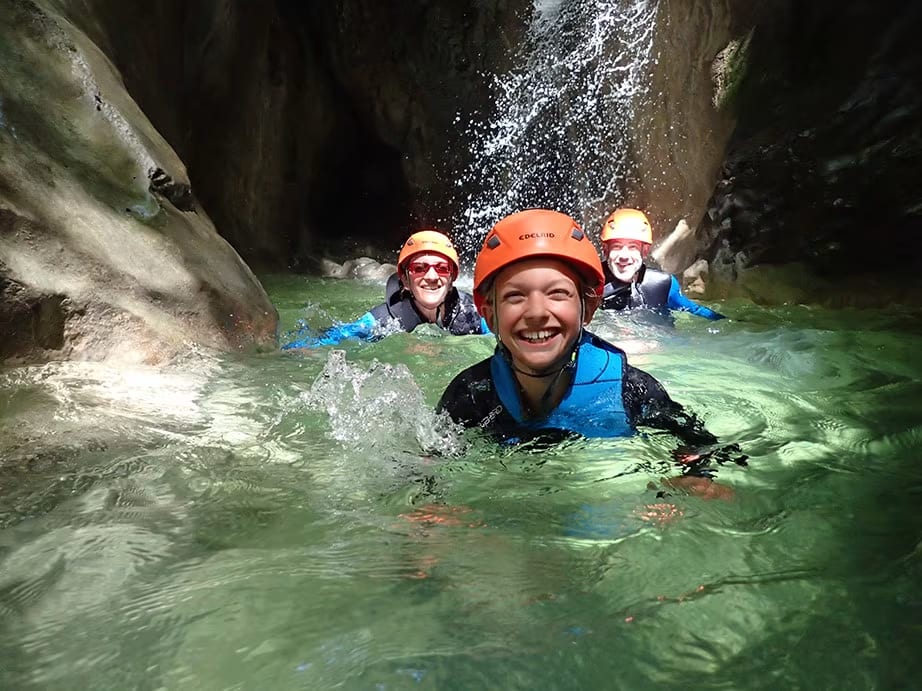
(353, 260, 393, 280)
(651, 219, 696, 275)
(682, 260, 711, 296)
(683, 259, 710, 281)
(0, 0, 277, 364)
(318, 258, 347, 278)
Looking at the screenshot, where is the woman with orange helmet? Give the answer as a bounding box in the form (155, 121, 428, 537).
(600, 208, 724, 321)
(283, 229, 488, 348)
(437, 209, 742, 455)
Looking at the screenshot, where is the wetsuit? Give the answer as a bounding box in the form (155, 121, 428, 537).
(437, 331, 716, 446)
(601, 264, 724, 320)
(283, 273, 489, 348)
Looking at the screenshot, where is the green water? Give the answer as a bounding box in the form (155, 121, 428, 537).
(1, 273, 921, 690)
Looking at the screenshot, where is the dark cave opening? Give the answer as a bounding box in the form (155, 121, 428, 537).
(298, 123, 415, 267)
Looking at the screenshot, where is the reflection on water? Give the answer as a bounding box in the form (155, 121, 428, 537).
(1, 276, 922, 688)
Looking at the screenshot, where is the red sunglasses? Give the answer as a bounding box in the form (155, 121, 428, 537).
(407, 261, 453, 277)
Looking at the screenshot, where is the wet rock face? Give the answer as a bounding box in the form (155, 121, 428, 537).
(701, 2, 922, 291)
(16, 0, 761, 279)
(4, 0, 921, 355)
(76, 0, 531, 269)
(626, 0, 742, 244)
(0, 0, 277, 364)
(266, 0, 531, 260)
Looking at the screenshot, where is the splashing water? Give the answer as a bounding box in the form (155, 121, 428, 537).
(301, 350, 465, 457)
(3, 275, 922, 688)
(453, 0, 659, 252)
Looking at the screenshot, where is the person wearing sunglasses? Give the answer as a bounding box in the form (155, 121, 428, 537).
(283, 230, 489, 348)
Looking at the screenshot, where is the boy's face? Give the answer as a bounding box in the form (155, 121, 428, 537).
(604, 239, 646, 283)
(482, 258, 596, 374)
(405, 252, 454, 312)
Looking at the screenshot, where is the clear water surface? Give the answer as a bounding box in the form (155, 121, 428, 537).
(1, 273, 921, 690)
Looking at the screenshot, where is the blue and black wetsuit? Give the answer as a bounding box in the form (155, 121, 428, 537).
(283, 273, 489, 349)
(601, 264, 724, 320)
(437, 331, 716, 446)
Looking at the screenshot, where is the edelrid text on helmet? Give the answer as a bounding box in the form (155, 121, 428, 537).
(473, 209, 604, 313)
(397, 230, 460, 276)
(600, 208, 653, 247)
(518, 232, 555, 240)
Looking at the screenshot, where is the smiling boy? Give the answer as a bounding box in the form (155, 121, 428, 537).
(600, 208, 724, 320)
(437, 209, 730, 449)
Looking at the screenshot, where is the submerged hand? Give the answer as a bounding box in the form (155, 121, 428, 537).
(634, 502, 685, 525)
(672, 442, 748, 471)
(661, 475, 735, 501)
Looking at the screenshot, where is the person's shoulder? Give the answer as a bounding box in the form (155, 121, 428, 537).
(623, 360, 668, 399)
(582, 331, 627, 358)
(640, 265, 672, 281)
(442, 356, 492, 392)
(384, 272, 403, 302)
(444, 287, 489, 334)
(367, 301, 394, 322)
(438, 356, 494, 415)
(575, 331, 627, 384)
(439, 358, 493, 400)
(452, 287, 477, 307)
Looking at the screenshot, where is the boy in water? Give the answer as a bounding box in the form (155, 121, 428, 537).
(284, 230, 489, 348)
(437, 209, 743, 474)
(600, 208, 724, 320)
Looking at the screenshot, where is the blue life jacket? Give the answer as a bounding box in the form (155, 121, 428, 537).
(488, 332, 633, 439)
(439, 330, 718, 446)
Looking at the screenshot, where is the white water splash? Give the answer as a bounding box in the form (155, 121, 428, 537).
(301, 350, 465, 456)
(453, 0, 659, 252)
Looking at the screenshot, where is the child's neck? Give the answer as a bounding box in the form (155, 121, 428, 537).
(514, 365, 573, 419)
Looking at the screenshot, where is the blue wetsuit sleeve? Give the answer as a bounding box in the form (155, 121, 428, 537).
(666, 276, 724, 320)
(282, 311, 379, 349)
(315, 312, 379, 345)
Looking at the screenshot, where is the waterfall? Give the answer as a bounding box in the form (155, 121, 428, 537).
(453, 0, 659, 254)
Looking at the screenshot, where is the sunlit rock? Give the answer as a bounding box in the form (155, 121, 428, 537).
(651, 219, 696, 275)
(682, 259, 711, 296)
(353, 260, 395, 280)
(318, 258, 347, 278)
(624, 2, 746, 244)
(0, 1, 278, 364)
(318, 257, 398, 281)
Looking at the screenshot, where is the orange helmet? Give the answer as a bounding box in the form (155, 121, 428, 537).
(397, 230, 459, 274)
(600, 208, 653, 246)
(473, 209, 604, 312)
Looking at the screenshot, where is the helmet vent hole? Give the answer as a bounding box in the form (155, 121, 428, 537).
(486, 236, 501, 249)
